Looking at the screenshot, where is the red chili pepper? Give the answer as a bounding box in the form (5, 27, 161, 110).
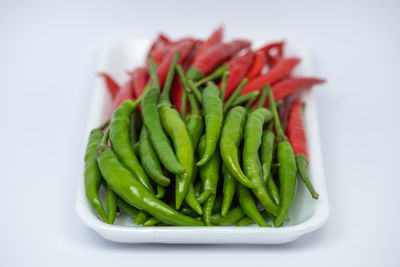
(131, 67, 148, 98)
(98, 72, 120, 99)
(266, 77, 325, 105)
(148, 33, 172, 56)
(155, 39, 197, 88)
(186, 40, 251, 80)
(113, 79, 134, 109)
(150, 37, 198, 66)
(245, 50, 266, 80)
(286, 99, 308, 158)
(257, 41, 285, 68)
(219, 50, 254, 99)
(193, 26, 223, 62)
(241, 57, 300, 95)
(286, 98, 319, 199)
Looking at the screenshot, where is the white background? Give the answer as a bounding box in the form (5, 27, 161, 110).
(1, 0, 399, 266)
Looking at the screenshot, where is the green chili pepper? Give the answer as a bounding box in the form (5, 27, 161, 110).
(221, 163, 237, 216)
(220, 106, 254, 188)
(158, 53, 195, 210)
(197, 135, 220, 225)
(135, 211, 149, 225)
(223, 78, 248, 113)
(84, 121, 109, 223)
(237, 184, 269, 227)
(96, 145, 204, 226)
(197, 135, 221, 204)
(211, 206, 246, 226)
(268, 89, 298, 227)
(177, 65, 204, 215)
(142, 56, 185, 175)
(176, 64, 204, 148)
(110, 100, 154, 193)
(203, 194, 216, 226)
(243, 107, 278, 216)
(117, 198, 139, 218)
(106, 184, 117, 224)
(138, 127, 170, 187)
(236, 211, 271, 226)
(296, 154, 319, 199)
(143, 217, 160, 226)
(196, 82, 223, 167)
(260, 130, 280, 205)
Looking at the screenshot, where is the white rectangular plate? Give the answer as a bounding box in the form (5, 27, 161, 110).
(76, 36, 329, 244)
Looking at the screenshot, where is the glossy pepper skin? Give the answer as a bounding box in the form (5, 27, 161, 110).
(219, 106, 254, 188)
(84, 127, 108, 223)
(197, 82, 223, 167)
(176, 64, 204, 215)
(265, 77, 325, 107)
(211, 206, 246, 226)
(109, 100, 154, 193)
(197, 135, 221, 226)
(245, 50, 266, 80)
(142, 56, 185, 175)
(237, 184, 269, 227)
(158, 53, 195, 210)
(220, 51, 254, 100)
(138, 127, 171, 187)
(236, 211, 270, 226)
(106, 185, 118, 224)
(221, 163, 237, 216)
(117, 198, 139, 218)
(241, 58, 301, 95)
(260, 130, 280, 206)
(268, 89, 298, 227)
(286, 99, 319, 199)
(243, 108, 278, 216)
(96, 145, 204, 226)
(186, 40, 251, 80)
(192, 26, 223, 62)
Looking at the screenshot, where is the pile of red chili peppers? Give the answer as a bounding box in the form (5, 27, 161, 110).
(85, 27, 325, 227)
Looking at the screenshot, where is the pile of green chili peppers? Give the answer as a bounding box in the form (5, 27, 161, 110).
(83, 52, 318, 227)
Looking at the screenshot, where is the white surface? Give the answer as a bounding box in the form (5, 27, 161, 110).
(76, 38, 329, 244)
(0, 0, 399, 265)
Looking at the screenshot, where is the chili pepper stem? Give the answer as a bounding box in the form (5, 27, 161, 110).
(97, 119, 111, 131)
(188, 79, 203, 103)
(296, 154, 319, 199)
(220, 71, 230, 100)
(257, 84, 270, 109)
(268, 88, 287, 142)
(148, 55, 160, 91)
(223, 78, 248, 113)
(195, 65, 229, 87)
